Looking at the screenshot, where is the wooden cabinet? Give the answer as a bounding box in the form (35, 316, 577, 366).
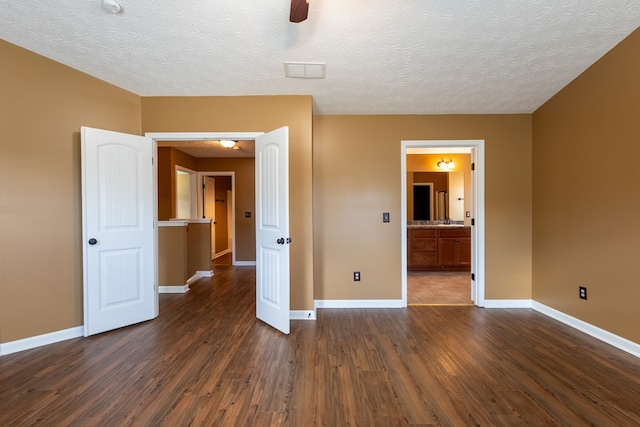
(408, 227, 471, 271)
(408, 229, 438, 268)
(437, 228, 471, 269)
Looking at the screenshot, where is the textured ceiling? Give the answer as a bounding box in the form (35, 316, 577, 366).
(1, 0, 639, 115)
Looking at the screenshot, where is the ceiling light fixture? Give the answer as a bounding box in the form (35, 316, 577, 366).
(220, 140, 236, 148)
(437, 158, 455, 169)
(102, 0, 123, 14)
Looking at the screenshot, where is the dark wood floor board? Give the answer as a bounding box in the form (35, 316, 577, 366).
(488, 345, 621, 425)
(579, 387, 640, 425)
(2, 265, 640, 426)
(379, 337, 471, 425)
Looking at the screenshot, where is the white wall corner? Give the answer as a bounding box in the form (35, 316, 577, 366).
(532, 301, 640, 359)
(0, 326, 84, 356)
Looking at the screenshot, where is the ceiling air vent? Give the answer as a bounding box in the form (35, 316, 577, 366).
(284, 62, 326, 79)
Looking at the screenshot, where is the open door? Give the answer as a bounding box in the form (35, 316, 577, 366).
(203, 176, 216, 259)
(255, 127, 290, 334)
(81, 127, 157, 336)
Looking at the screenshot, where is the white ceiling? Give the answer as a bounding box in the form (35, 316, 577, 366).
(1, 1, 639, 115)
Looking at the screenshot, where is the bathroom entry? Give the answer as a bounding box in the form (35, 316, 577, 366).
(401, 140, 486, 308)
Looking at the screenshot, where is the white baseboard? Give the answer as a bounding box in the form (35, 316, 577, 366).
(532, 301, 640, 359)
(186, 270, 213, 285)
(233, 261, 256, 267)
(484, 299, 533, 308)
(291, 310, 316, 320)
(315, 299, 403, 309)
(213, 249, 231, 259)
(159, 285, 190, 293)
(0, 326, 84, 356)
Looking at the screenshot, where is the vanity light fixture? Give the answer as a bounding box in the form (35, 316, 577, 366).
(437, 158, 455, 169)
(219, 140, 236, 148)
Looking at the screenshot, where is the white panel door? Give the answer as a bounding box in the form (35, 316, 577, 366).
(255, 127, 290, 334)
(81, 127, 156, 336)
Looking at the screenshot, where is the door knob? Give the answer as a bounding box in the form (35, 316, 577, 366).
(277, 238, 285, 245)
(88, 238, 98, 245)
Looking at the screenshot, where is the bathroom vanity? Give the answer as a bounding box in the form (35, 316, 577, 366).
(407, 225, 471, 271)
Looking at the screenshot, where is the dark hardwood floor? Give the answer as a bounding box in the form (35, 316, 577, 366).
(1, 265, 639, 426)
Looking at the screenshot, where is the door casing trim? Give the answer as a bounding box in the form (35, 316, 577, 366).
(401, 139, 485, 307)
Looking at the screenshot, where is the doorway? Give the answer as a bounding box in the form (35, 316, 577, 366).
(199, 172, 234, 264)
(150, 131, 261, 268)
(401, 140, 485, 307)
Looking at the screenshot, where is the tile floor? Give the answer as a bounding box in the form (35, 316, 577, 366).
(407, 271, 473, 305)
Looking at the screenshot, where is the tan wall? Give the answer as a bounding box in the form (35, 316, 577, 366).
(0, 40, 142, 343)
(157, 147, 197, 220)
(157, 147, 173, 220)
(532, 28, 640, 343)
(158, 225, 188, 286)
(196, 158, 256, 262)
(141, 96, 314, 310)
(186, 222, 212, 275)
(313, 115, 532, 301)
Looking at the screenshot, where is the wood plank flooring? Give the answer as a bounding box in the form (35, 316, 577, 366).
(1, 265, 639, 426)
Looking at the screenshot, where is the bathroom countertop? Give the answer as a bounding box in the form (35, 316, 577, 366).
(407, 222, 468, 229)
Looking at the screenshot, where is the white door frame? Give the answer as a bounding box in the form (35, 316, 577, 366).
(197, 171, 236, 263)
(401, 140, 485, 307)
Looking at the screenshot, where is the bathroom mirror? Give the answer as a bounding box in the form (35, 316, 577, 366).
(409, 171, 465, 221)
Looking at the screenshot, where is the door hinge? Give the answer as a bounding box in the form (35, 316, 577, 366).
(471, 273, 475, 281)
(471, 218, 475, 226)
(471, 162, 475, 171)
